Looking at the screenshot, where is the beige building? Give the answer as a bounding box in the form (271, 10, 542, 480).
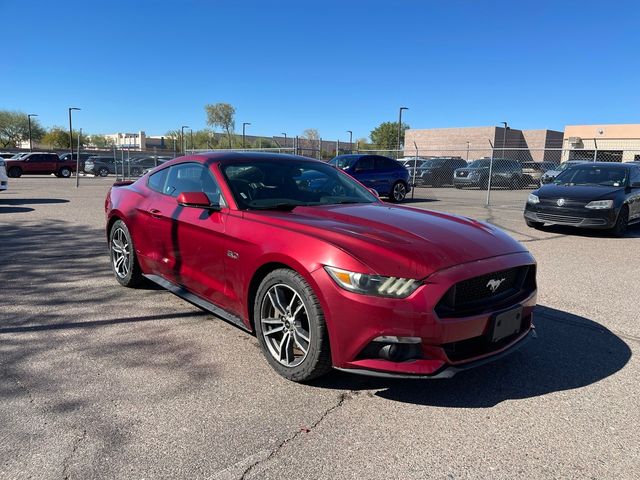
(563, 124, 640, 162)
(404, 126, 563, 162)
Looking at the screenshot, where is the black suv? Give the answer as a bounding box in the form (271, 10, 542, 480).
(454, 159, 527, 189)
(129, 156, 173, 176)
(413, 157, 467, 187)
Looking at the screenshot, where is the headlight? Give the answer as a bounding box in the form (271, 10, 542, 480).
(324, 266, 421, 298)
(527, 193, 540, 204)
(585, 200, 614, 209)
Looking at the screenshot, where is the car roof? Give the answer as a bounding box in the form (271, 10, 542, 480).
(161, 151, 327, 168)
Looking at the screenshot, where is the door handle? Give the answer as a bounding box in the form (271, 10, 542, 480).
(148, 208, 163, 219)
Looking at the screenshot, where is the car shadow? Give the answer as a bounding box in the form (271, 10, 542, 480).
(0, 198, 70, 205)
(537, 221, 640, 239)
(310, 305, 631, 407)
(0, 206, 35, 214)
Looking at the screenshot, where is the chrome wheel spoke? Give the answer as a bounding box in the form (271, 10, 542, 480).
(292, 331, 308, 354)
(264, 325, 285, 336)
(293, 325, 309, 343)
(266, 291, 285, 316)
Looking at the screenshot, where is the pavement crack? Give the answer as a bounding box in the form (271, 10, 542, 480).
(61, 428, 87, 480)
(239, 391, 356, 479)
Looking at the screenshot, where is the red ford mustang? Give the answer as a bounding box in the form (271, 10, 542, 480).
(105, 152, 536, 382)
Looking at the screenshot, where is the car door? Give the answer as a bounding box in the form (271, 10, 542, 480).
(628, 167, 640, 221)
(351, 156, 376, 188)
(143, 162, 230, 307)
(30, 154, 55, 174)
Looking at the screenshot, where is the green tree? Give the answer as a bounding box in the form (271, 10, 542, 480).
(0, 110, 45, 148)
(88, 134, 113, 148)
(370, 121, 410, 149)
(41, 127, 84, 149)
(205, 103, 236, 148)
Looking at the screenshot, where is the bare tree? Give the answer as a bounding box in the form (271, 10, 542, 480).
(205, 103, 236, 148)
(302, 128, 320, 141)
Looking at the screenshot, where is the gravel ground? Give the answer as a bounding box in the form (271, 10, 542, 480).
(1, 176, 638, 479)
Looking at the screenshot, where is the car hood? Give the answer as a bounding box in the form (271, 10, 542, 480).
(537, 184, 623, 200)
(249, 203, 528, 278)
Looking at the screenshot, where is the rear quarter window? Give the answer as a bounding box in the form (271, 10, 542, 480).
(148, 168, 169, 193)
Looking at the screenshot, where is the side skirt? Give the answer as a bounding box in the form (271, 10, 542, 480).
(144, 274, 251, 333)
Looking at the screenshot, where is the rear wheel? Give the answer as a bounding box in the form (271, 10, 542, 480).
(389, 181, 408, 202)
(58, 167, 72, 178)
(109, 220, 144, 287)
(8, 166, 22, 178)
(254, 269, 332, 382)
(610, 205, 629, 237)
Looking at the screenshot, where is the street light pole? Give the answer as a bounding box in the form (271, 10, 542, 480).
(466, 141, 470, 162)
(347, 130, 353, 153)
(181, 125, 189, 154)
(242, 122, 251, 148)
(397, 107, 408, 157)
(190, 129, 193, 153)
(500, 121, 508, 159)
(27, 114, 38, 152)
(281, 133, 287, 149)
(68, 107, 81, 179)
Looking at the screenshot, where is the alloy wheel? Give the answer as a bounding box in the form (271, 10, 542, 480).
(393, 182, 407, 201)
(260, 284, 311, 367)
(111, 227, 131, 278)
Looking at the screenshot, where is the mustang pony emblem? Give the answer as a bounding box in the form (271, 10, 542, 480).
(486, 278, 506, 293)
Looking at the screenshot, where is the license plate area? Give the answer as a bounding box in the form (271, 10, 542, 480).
(490, 306, 523, 343)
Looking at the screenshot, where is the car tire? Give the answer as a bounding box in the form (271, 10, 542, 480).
(254, 268, 332, 382)
(8, 167, 22, 178)
(58, 167, 72, 178)
(610, 205, 629, 238)
(480, 179, 489, 190)
(389, 181, 408, 202)
(109, 219, 144, 287)
(525, 219, 544, 229)
(454, 185, 462, 189)
(98, 167, 109, 177)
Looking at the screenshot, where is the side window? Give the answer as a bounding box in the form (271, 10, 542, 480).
(374, 157, 387, 170)
(148, 168, 168, 193)
(630, 167, 640, 185)
(355, 157, 373, 171)
(164, 163, 222, 202)
(383, 158, 399, 169)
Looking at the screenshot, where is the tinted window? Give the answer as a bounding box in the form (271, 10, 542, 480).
(628, 167, 640, 185)
(468, 160, 490, 168)
(330, 156, 358, 170)
(355, 157, 373, 171)
(148, 168, 168, 193)
(382, 158, 399, 169)
(554, 165, 628, 187)
(164, 163, 222, 202)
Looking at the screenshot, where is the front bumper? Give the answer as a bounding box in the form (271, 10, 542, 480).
(453, 175, 482, 187)
(312, 251, 537, 377)
(524, 205, 616, 229)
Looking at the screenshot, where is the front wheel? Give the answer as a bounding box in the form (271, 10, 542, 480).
(98, 167, 109, 177)
(58, 167, 72, 178)
(254, 269, 332, 382)
(8, 167, 22, 178)
(389, 181, 408, 202)
(610, 205, 629, 237)
(109, 219, 144, 287)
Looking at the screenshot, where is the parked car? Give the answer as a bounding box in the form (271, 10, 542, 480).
(524, 162, 640, 236)
(58, 152, 98, 172)
(0, 152, 16, 159)
(129, 156, 173, 176)
(0, 158, 8, 191)
(521, 161, 558, 186)
(413, 157, 468, 187)
(397, 157, 428, 170)
(328, 154, 411, 202)
(453, 159, 526, 189)
(4, 152, 76, 178)
(106, 152, 537, 381)
(540, 160, 588, 184)
(84, 156, 118, 176)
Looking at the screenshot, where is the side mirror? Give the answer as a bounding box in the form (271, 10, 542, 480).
(177, 191, 221, 211)
(631, 182, 640, 188)
(369, 188, 379, 197)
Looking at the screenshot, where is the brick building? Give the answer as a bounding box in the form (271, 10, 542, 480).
(404, 126, 563, 162)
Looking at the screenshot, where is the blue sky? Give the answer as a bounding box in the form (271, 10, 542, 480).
(2, 0, 639, 140)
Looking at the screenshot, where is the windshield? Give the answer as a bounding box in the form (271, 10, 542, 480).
(222, 159, 377, 210)
(468, 160, 490, 169)
(556, 162, 582, 172)
(420, 159, 445, 168)
(553, 165, 628, 187)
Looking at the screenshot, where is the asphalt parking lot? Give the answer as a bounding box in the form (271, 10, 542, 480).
(1, 177, 639, 479)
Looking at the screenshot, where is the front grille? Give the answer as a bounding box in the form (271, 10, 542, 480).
(537, 213, 582, 224)
(435, 265, 535, 318)
(540, 198, 586, 208)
